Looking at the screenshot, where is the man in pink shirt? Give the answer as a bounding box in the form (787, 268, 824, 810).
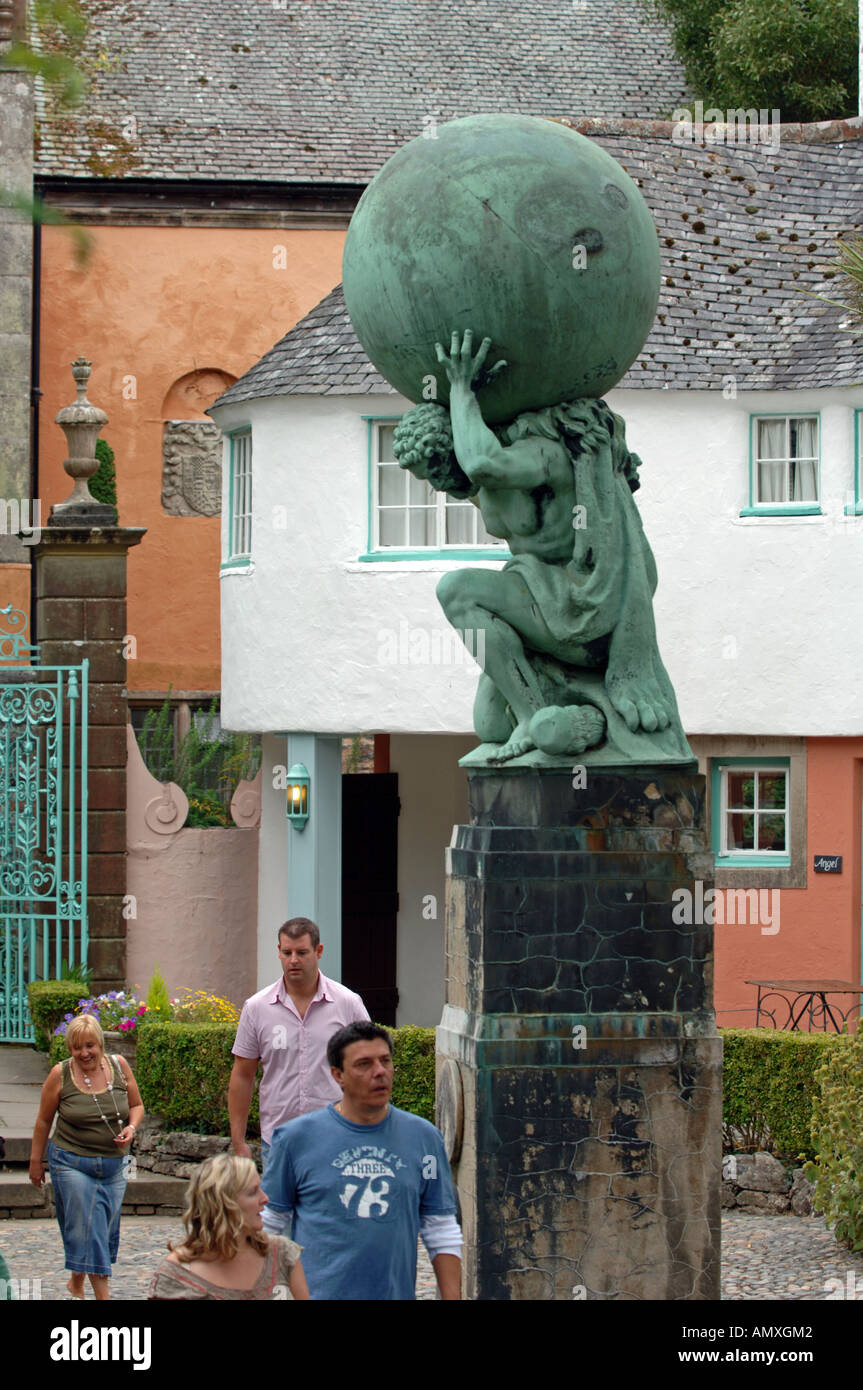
(229, 917, 369, 1161)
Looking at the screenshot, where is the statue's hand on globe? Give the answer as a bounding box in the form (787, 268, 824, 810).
(435, 329, 507, 394)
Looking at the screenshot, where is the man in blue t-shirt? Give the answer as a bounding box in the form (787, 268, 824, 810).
(262, 1021, 462, 1300)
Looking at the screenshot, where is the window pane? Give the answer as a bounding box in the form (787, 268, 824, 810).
(757, 814, 786, 852)
(757, 420, 785, 460)
(408, 472, 434, 505)
(790, 417, 817, 459)
(727, 813, 755, 851)
(378, 425, 396, 461)
(790, 458, 818, 502)
(757, 460, 786, 503)
(379, 464, 404, 506)
(408, 508, 437, 545)
(445, 503, 475, 544)
(727, 773, 755, 808)
(758, 773, 786, 809)
(379, 509, 406, 546)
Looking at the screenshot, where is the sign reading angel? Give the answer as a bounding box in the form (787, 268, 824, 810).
(343, 114, 692, 768)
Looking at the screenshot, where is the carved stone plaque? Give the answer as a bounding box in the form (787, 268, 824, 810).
(161, 420, 223, 516)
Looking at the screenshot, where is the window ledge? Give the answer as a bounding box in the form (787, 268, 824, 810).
(738, 506, 822, 518)
(220, 558, 254, 574)
(356, 549, 509, 564)
(844, 503, 863, 516)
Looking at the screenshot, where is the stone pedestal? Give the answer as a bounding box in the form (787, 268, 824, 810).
(437, 767, 722, 1301)
(34, 525, 145, 989)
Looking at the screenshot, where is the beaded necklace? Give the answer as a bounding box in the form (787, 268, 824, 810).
(72, 1055, 124, 1133)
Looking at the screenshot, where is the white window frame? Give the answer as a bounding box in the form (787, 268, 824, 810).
(370, 420, 507, 552)
(750, 413, 820, 510)
(717, 762, 790, 864)
(228, 429, 253, 561)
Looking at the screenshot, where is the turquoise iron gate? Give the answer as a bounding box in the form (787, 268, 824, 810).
(0, 606, 88, 1042)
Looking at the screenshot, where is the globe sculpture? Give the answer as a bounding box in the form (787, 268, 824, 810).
(344, 113, 691, 768)
(343, 113, 661, 423)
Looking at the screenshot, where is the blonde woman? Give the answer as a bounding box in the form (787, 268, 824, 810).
(148, 1154, 309, 1300)
(30, 1014, 143, 1300)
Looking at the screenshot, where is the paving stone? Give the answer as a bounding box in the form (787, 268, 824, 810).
(1, 1210, 861, 1300)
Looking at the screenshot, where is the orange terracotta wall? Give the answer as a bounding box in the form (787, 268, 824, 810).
(0, 563, 33, 661)
(715, 738, 863, 1029)
(39, 224, 346, 692)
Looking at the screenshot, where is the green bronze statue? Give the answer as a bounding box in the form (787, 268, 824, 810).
(343, 114, 692, 767)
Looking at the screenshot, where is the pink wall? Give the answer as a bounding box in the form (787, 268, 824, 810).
(715, 738, 863, 1029)
(126, 827, 258, 1009)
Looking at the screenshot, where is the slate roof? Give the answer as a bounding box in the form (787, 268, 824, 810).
(214, 119, 863, 401)
(34, 0, 687, 181)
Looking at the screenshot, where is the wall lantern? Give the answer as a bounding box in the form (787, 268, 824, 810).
(286, 763, 310, 830)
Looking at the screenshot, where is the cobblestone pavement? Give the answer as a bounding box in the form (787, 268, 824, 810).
(3, 1210, 862, 1301)
(0, 1217, 438, 1301)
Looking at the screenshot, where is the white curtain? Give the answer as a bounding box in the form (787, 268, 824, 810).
(757, 420, 785, 502)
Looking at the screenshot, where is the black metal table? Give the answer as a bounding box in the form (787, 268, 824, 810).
(747, 978, 863, 1032)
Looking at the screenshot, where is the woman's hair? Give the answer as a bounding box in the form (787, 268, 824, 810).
(65, 1015, 105, 1051)
(170, 1155, 268, 1262)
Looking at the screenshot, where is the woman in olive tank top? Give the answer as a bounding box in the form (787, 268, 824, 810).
(29, 1014, 144, 1300)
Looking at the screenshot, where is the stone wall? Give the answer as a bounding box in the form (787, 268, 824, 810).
(722, 1151, 816, 1216)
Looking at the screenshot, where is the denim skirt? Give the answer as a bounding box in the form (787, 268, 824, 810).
(48, 1141, 128, 1277)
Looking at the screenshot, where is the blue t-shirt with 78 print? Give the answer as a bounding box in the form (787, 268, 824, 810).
(264, 1103, 457, 1300)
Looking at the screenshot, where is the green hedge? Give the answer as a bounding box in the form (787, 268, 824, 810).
(27, 980, 88, 1053)
(387, 1024, 436, 1123)
(807, 1031, 863, 1251)
(134, 1022, 437, 1134)
(721, 1027, 842, 1161)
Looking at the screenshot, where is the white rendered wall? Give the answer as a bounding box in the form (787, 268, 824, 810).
(214, 386, 863, 739)
(390, 733, 474, 1026)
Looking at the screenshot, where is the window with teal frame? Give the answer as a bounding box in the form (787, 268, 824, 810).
(847, 409, 863, 515)
(224, 429, 252, 569)
(359, 417, 508, 561)
(711, 758, 791, 867)
(741, 414, 821, 517)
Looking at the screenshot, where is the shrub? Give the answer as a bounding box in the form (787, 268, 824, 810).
(135, 1023, 257, 1134)
(144, 968, 172, 1023)
(807, 1031, 863, 1251)
(27, 980, 85, 1052)
(135, 1022, 437, 1133)
(91, 437, 118, 508)
(387, 1024, 436, 1123)
(721, 1027, 841, 1161)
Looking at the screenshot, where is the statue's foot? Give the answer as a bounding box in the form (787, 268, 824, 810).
(607, 672, 672, 734)
(530, 704, 606, 756)
(487, 719, 536, 763)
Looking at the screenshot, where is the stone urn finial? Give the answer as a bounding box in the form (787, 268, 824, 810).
(0, 1, 16, 48)
(50, 356, 117, 526)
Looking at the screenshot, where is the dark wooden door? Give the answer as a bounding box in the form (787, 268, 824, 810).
(341, 772, 399, 1025)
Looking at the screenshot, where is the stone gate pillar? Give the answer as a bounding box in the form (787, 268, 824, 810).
(33, 359, 144, 989)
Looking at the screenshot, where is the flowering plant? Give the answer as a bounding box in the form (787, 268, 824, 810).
(53, 991, 148, 1037)
(171, 989, 240, 1025)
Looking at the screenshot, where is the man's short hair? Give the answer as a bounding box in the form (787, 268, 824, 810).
(278, 917, 320, 949)
(327, 1021, 393, 1071)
